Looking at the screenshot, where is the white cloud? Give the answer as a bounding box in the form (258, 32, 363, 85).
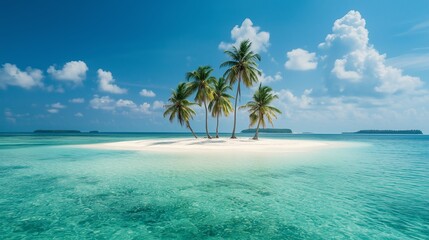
(51, 102, 66, 109)
(319, 10, 368, 50)
(374, 66, 422, 94)
(74, 112, 84, 117)
(45, 102, 65, 114)
(47, 109, 59, 114)
(139, 89, 156, 97)
(274, 88, 429, 133)
(410, 20, 429, 32)
(69, 98, 85, 103)
(387, 53, 429, 70)
(116, 99, 137, 108)
(97, 69, 127, 94)
(47, 60, 88, 84)
(285, 48, 318, 71)
(268, 11, 429, 132)
(219, 18, 270, 53)
(118, 100, 152, 114)
(331, 58, 361, 82)
(0, 63, 43, 89)
(139, 102, 151, 114)
(90, 95, 116, 110)
(277, 89, 313, 110)
(90, 95, 151, 114)
(399, 20, 429, 35)
(258, 71, 282, 85)
(152, 100, 165, 110)
(319, 10, 423, 95)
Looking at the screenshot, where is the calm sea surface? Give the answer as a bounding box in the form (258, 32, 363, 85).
(0, 133, 428, 239)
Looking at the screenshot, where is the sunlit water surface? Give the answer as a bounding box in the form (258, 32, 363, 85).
(0, 133, 428, 239)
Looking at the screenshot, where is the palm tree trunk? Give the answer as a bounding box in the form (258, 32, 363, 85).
(204, 100, 212, 139)
(231, 77, 241, 139)
(253, 118, 261, 140)
(187, 121, 198, 139)
(215, 113, 220, 138)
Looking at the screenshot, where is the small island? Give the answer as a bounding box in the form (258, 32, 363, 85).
(343, 130, 423, 134)
(241, 128, 292, 134)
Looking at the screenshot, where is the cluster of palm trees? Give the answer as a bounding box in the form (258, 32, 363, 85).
(163, 40, 281, 140)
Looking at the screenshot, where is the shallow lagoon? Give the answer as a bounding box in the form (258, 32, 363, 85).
(0, 133, 428, 239)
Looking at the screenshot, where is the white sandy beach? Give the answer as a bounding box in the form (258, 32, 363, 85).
(76, 137, 356, 154)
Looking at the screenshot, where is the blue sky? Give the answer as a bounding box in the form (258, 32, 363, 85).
(1, 0, 429, 133)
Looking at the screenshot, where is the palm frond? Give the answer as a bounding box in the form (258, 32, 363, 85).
(163, 83, 197, 128)
(240, 83, 282, 132)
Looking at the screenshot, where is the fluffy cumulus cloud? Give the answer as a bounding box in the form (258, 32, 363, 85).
(319, 10, 423, 95)
(139, 102, 151, 114)
(97, 69, 127, 94)
(152, 100, 165, 110)
(0, 63, 43, 89)
(46, 102, 65, 114)
(51, 102, 66, 109)
(74, 112, 83, 117)
(275, 10, 429, 132)
(139, 89, 156, 97)
(219, 18, 270, 53)
(285, 48, 318, 71)
(277, 89, 313, 110)
(47, 61, 88, 84)
(258, 71, 282, 84)
(115, 98, 152, 114)
(89, 95, 116, 110)
(116, 99, 137, 108)
(90, 95, 151, 114)
(319, 10, 369, 50)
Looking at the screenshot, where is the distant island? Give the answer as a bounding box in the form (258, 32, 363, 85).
(33, 130, 102, 133)
(34, 130, 81, 133)
(241, 128, 292, 134)
(343, 130, 423, 134)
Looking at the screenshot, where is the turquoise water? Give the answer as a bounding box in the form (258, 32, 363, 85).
(0, 133, 428, 239)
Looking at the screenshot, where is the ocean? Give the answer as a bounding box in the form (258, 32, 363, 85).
(0, 133, 428, 239)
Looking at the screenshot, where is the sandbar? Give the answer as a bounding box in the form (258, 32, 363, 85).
(74, 137, 360, 154)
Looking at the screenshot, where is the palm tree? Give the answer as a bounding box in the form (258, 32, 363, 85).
(240, 84, 281, 140)
(208, 78, 233, 138)
(220, 39, 261, 139)
(186, 66, 216, 139)
(163, 83, 198, 138)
